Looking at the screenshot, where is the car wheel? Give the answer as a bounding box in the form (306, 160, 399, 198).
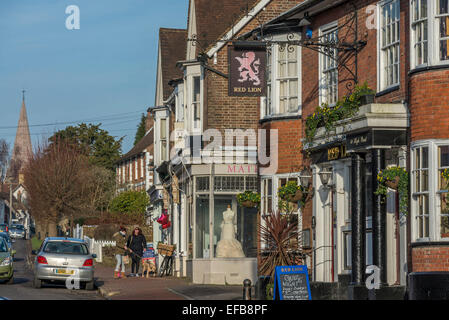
(85, 280, 95, 291)
(6, 276, 13, 285)
(33, 277, 42, 289)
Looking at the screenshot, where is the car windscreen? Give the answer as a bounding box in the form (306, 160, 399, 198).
(43, 241, 89, 255)
(12, 225, 24, 230)
(0, 239, 7, 253)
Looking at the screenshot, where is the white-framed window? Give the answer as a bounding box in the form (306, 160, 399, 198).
(412, 146, 430, 239)
(192, 76, 201, 130)
(141, 155, 144, 179)
(410, 0, 449, 68)
(378, 0, 400, 91)
(160, 118, 168, 162)
(176, 85, 184, 122)
(319, 23, 339, 106)
(411, 0, 428, 67)
(261, 178, 273, 216)
(437, 0, 449, 61)
(410, 140, 449, 241)
(262, 40, 301, 118)
(134, 157, 138, 181)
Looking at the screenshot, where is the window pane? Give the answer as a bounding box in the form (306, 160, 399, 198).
(160, 119, 166, 139)
(439, 0, 449, 14)
(421, 0, 427, 18)
(422, 147, 428, 168)
(441, 39, 449, 61)
(422, 169, 429, 191)
(195, 197, 210, 258)
(193, 76, 200, 102)
(441, 192, 449, 238)
(440, 146, 449, 167)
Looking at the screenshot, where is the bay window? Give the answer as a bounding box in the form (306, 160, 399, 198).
(319, 23, 339, 106)
(379, 0, 400, 90)
(411, 141, 449, 241)
(411, 0, 449, 68)
(262, 41, 301, 118)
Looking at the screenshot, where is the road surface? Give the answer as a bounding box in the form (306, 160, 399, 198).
(0, 238, 103, 300)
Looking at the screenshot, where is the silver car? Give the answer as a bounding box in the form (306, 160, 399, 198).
(9, 225, 25, 239)
(32, 237, 96, 290)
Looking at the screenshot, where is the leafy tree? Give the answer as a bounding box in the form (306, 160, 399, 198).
(49, 123, 123, 172)
(134, 113, 147, 146)
(110, 190, 149, 218)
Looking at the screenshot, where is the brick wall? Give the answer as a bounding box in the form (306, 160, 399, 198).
(409, 69, 449, 142)
(205, 0, 301, 141)
(412, 245, 449, 272)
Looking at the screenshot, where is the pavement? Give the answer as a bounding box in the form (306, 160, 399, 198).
(0, 238, 245, 300)
(0, 238, 103, 300)
(94, 265, 244, 300)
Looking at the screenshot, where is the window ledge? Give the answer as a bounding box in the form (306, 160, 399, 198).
(411, 241, 449, 248)
(409, 64, 449, 77)
(259, 114, 302, 124)
(376, 85, 400, 98)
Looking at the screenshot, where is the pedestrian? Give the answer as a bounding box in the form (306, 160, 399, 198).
(125, 226, 146, 277)
(112, 226, 128, 279)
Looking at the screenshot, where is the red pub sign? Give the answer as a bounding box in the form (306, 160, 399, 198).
(228, 44, 266, 97)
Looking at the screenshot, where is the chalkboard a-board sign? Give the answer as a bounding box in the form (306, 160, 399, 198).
(273, 265, 311, 300)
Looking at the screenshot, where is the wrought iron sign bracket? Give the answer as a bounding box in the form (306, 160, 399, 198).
(187, 1, 366, 89)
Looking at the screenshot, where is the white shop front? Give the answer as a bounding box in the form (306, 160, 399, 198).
(185, 163, 258, 285)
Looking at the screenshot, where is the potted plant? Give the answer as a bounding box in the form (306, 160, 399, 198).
(237, 191, 260, 208)
(374, 166, 409, 216)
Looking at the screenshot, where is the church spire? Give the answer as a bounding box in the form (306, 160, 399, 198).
(8, 91, 33, 182)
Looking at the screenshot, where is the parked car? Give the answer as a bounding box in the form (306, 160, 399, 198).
(0, 233, 12, 251)
(32, 237, 95, 290)
(0, 224, 8, 234)
(0, 238, 15, 284)
(9, 225, 25, 239)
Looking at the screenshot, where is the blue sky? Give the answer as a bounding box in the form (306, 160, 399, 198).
(0, 0, 188, 154)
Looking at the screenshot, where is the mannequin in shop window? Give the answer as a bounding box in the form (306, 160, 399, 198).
(216, 205, 245, 258)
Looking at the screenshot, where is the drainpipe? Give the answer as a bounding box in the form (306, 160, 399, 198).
(331, 188, 335, 282)
(395, 191, 400, 285)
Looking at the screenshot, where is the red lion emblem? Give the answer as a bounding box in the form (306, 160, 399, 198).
(235, 51, 261, 86)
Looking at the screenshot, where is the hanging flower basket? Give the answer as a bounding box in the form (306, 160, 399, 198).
(288, 189, 303, 203)
(241, 200, 258, 208)
(385, 176, 400, 190)
(237, 191, 260, 209)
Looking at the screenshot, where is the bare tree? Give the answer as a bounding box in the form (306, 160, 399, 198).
(23, 139, 117, 237)
(0, 139, 9, 183)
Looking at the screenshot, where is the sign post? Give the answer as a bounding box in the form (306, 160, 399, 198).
(273, 265, 312, 300)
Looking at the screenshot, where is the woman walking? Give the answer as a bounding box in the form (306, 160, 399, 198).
(125, 227, 147, 277)
(112, 226, 128, 279)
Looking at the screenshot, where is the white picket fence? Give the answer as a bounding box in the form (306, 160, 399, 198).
(83, 236, 117, 263)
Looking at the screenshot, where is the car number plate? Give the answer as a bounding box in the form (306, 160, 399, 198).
(55, 269, 74, 275)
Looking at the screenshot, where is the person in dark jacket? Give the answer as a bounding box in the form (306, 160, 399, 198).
(125, 227, 146, 277)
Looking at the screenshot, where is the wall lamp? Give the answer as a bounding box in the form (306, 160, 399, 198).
(299, 167, 312, 187)
(298, 12, 312, 27)
(319, 169, 333, 188)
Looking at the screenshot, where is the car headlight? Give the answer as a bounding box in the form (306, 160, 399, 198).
(0, 257, 11, 266)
